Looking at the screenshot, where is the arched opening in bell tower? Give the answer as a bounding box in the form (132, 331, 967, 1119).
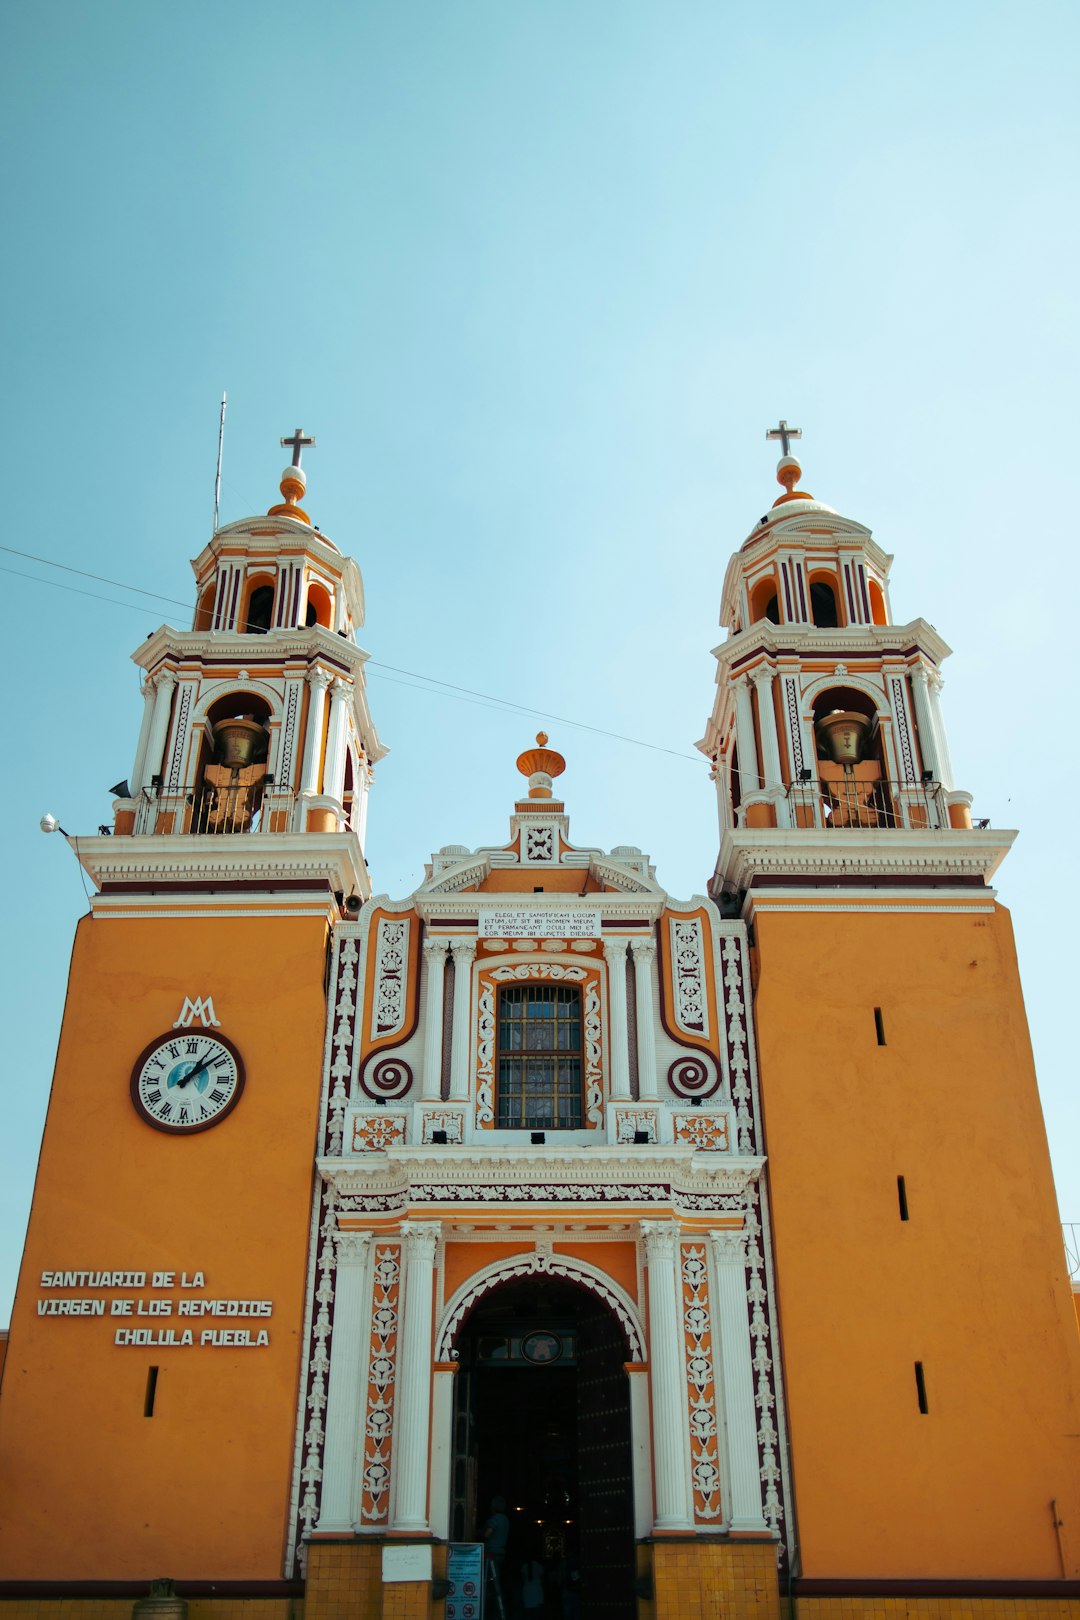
(450, 1273, 637, 1620)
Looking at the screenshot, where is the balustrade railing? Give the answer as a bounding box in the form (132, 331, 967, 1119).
(786, 777, 949, 831)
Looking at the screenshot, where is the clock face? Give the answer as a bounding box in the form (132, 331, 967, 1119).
(130, 1030, 245, 1134)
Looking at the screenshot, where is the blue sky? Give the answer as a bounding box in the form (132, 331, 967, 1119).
(2, 0, 1077, 1320)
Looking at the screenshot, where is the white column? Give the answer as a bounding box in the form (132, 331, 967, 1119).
(300, 668, 332, 794)
(630, 939, 658, 1100)
(626, 1364, 653, 1539)
(316, 1230, 372, 1531)
(142, 672, 176, 787)
(752, 666, 790, 826)
(909, 665, 940, 780)
(709, 1229, 769, 1533)
(448, 939, 476, 1103)
(733, 677, 759, 796)
(390, 1221, 440, 1532)
(129, 678, 158, 793)
(324, 677, 353, 805)
(355, 759, 374, 847)
(928, 672, 956, 790)
(604, 939, 632, 1101)
(641, 1221, 694, 1530)
(429, 1364, 457, 1541)
(421, 937, 449, 1101)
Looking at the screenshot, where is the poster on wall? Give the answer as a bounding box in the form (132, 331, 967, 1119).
(446, 1542, 485, 1620)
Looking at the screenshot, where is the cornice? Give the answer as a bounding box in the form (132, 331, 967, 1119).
(708, 617, 952, 680)
(132, 624, 371, 678)
(192, 516, 345, 572)
(318, 1147, 764, 1205)
(74, 830, 370, 896)
(715, 827, 1015, 891)
(412, 892, 669, 923)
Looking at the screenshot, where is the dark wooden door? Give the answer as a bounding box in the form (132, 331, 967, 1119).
(575, 1303, 635, 1619)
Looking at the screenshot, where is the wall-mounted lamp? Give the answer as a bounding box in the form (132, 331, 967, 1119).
(633, 1130, 650, 1145)
(531, 1131, 546, 1145)
(431, 1130, 448, 1145)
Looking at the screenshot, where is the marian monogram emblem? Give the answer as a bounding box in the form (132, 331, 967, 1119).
(172, 996, 221, 1029)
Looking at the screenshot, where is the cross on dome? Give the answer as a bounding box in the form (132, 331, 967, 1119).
(766, 419, 802, 457)
(280, 428, 316, 468)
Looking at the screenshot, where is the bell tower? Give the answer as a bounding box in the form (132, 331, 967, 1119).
(699, 428, 1080, 1585)
(0, 436, 387, 1585)
(110, 429, 384, 885)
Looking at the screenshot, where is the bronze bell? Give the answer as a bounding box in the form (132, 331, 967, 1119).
(816, 710, 871, 766)
(132, 1580, 188, 1620)
(212, 716, 268, 768)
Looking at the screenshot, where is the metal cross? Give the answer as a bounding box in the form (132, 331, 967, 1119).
(766, 419, 802, 457)
(280, 428, 316, 468)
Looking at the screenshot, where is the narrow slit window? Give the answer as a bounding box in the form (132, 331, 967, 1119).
(914, 1361, 928, 1414)
(874, 1007, 886, 1046)
(144, 1366, 159, 1418)
(897, 1175, 909, 1221)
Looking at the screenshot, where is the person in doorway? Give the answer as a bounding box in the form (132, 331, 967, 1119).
(521, 1541, 545, 1615)
(484, 1494, 510, 1576)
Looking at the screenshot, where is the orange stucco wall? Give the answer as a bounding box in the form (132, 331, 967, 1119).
(0, 913, 330, 1581)
(751, 901, 1080, 1580)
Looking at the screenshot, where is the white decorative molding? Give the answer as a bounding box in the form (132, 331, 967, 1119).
(351, 1112, 408, 1152)
(716, 826, 1014, 893)
(673, 1113, 729, 1152)
(320, 1147, 762, 1218)
(669, 918, 709, 1039)
(436, 1249, 644, 1361)
(420, 1109, 465, 1145)
(171, 995, 221, 1029)
(371, 918, 410, 1040)
(614, 1106, 659, 1144)
(360, 1244, 400, 1523)
(682, 1243, 721, 1521)
(79, 830, 371, 904)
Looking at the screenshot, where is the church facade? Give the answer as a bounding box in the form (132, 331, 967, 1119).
(0, 436, 1077, 1620)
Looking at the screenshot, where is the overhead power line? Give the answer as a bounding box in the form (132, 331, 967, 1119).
(4, 548, 704, 765)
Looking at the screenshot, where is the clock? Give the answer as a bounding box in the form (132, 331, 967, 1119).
(130, 1030, 245, 1134)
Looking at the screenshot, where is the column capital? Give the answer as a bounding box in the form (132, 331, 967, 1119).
(929, 670, 945, 694)
(307, 665, 333, 693)
(750, 664, 775, 689)
(630, 938, 656, 964)
(400, 1220, 440, 1262)
(329, 675, 353, 699)
(334, 1229, 373, 1265)
(911, 663, 931, 688)
(153, 670, 177, 692)
(709, 1227, 749, 1266)
(423, 935, 449, 962)
(640, 1220, 678, 1264)
(603, 937, 628, 964)
(449, 937, 476, 964)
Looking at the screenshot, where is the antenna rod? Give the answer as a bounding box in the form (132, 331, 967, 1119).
(213, 391, 227, 531)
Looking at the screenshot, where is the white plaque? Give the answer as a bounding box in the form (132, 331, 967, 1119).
(382, 1543, 433, 1582)
(479, 910, 601, 939)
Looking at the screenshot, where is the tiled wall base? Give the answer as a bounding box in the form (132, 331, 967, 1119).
(304, 1540, 446, 1620)
(647, 1537, 781, 1620)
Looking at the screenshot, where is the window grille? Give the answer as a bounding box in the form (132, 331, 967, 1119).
(496, 984, 583, 1130)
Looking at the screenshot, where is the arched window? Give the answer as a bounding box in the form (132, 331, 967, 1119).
(244, 582, 275, 634)
(868, 578, 888, 626)
(305, 581, 333, 629)
(750, 577, 781, 625)
(809, 577, 840, 628)
(496, 984, 583, 1130)
(193, 584, 216, 632)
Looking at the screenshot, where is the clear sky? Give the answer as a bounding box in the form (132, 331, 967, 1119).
(1, 0, 1077, 1322)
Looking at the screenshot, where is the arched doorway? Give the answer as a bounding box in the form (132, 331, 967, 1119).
(450, 1274, 637, 1620)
